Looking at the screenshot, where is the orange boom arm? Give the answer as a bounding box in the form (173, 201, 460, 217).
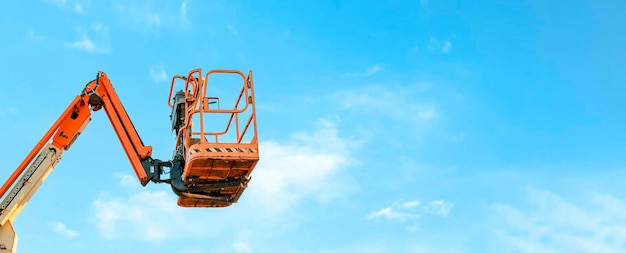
(0, 72, 157, 201)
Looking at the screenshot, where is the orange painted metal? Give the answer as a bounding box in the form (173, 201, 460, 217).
(167, 75, 188, 108)
(169, 69, 259, 207)
(2, 69, 259, 209)
(0, 72, 155, 201)
(51, 97, 91, 150)
(86, 72, 152, 184)
(0, 96, 88, 199)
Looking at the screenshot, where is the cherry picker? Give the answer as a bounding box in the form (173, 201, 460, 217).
(0, 69, 259, 252)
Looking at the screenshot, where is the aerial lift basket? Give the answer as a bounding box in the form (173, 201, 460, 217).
(169, 69, 259, 207)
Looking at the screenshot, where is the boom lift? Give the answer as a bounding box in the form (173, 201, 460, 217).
(0, 69, 259, 252)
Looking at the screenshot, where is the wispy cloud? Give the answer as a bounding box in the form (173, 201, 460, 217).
(367, 205, 420, 221)
(318, 240, 464, 253)
(149, 67, 168, 83)
(118, 173, 139, 189)
(442, 41, 452, 53)
(0, 107, 17, 116)
(47, 1, 191, 30)
(112, 1, 192, 30)
(26, 29, 44, 41)
(344, 65, 381, 77)
(428, 37, 452, 54)
(492, 189, 626, 252)
(179, 0, 192, 27)
(332, 84, 439, 124)
(180, 0, 188, 15)
(74, 2, 84, 13)
(51, 222, 78, 239)
(232, 231, 253, 253)
(403, 200, 420, 209)
(43, 0, 67, 7)
(92, 173, 208, 241)
(65, 24, 110, 53)
(423, 200, 454, 217)
(113, 2, 161, 28)
(92, 190, 203, 241)
(365, 65, 381, 75)
(248, 119, 355, 214)
(43, 0, 85, 14)
(65, 34, 99, 53)
(367, 199, 454, 221)
(233, 242, 252, 253)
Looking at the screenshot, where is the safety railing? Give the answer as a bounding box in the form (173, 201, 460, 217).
(169, 69, 257, 151)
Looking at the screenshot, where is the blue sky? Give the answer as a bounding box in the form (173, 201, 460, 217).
(1, 0, 626, 252)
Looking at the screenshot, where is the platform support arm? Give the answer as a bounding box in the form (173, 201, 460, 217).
(84, 71, 159, 185)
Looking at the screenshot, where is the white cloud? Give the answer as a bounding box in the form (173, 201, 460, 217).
(365, 65, 381, 75)
(332, 85, 439, 125)
(65, 34, 98, 52)
(112, 1, 191, 30)
(43, 0, 67, 7)
(344, 64, 381, 77)
(319, 240, 464, 253)
(51, 222, 78, 239)
(179, 0, 192, 27)
(428, 37, 452, 54)
(493, 189, 626, 253)
(442, 41, 452, 53)
(403, 200, 420, 209)
(367, 206, 419, 221)
(26, 29, 44, 41)
(118, 174, 139, 189)
(181, 0, 191, 16)
(232, 231, 253, 253)
(423, 200, 454, 217)
(65, 25, 110, 53)
(74, 3, 84, 13)
(144, 13, 161, 26)
(417, 107, 438, 120)
(367, 199, 452, 221)
(43, 0, 85, 14)
(248, 119, 354, 214)
(0, 107, 17, 116)
(113, 3, 161, 28)
(150, 67, 168, 83)
(92, 190, 205, 241)
(232, 242, 251, 253)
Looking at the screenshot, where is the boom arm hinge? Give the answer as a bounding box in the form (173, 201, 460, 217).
(139, 158, 172, 186)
